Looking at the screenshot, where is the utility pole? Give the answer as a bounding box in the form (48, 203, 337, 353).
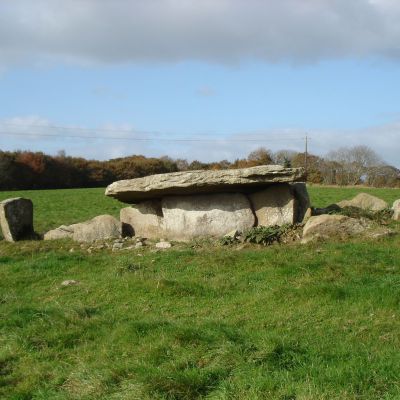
(304, 134, 308, 181)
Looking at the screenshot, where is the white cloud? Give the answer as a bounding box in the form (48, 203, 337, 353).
(177, 125, 400, 167)
(0, 115, 54, 139)
(0, 116, 399, 167)
(1, 0, 400, 67)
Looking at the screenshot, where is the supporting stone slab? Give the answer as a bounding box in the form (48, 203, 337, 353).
(248, 184, 295, 227)
(290, 182, 310, 223)
(161, 193, 255, 241)
(120, 200, 164, 239)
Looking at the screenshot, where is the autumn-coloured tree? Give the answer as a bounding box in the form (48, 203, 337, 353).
(247, 147, 274, 165)
(0, 147, 397, 190)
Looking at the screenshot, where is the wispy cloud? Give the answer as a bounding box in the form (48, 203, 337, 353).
(0, 116, 399, 167)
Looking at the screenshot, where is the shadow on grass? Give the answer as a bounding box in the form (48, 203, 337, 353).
(131, 321, 312, 400)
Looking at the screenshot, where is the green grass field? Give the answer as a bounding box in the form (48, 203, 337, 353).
(0, 185, 399, 235)
(0, 188, 122, 235)
(1, 186, 400, 399)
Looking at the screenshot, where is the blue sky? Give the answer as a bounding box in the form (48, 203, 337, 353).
(0, 0, 399, 166)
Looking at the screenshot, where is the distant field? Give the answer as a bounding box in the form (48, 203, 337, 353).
(1, 185, 400, 399)
(307, 185, 400, 208)
(0, 188, 123, 234)
(0, 185, 399, 234)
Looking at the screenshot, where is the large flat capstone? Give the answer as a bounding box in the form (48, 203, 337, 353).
(106, 165, 305, 203)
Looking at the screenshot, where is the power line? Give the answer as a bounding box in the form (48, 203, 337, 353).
(0, 130, 306, 143)
(0, 122, 304, 139)
(1, 123, 161, 136)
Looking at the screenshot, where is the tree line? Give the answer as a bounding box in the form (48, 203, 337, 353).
(0, 145, 398, 190)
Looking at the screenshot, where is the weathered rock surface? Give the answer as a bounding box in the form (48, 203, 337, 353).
(44, 225, 75, 240)
(290, 182, 311, 222)
(249, 184, 295, 226)
(45, 215, 122, 243)
(303, 207, 313, 222)
(120, 200, 164, 238)
(365, 227, 396, 240)
(106, 165, 305, 203)
(0, 198, 35, 242)
(301, 214, 368, 244)
(161, 193, 255, 241)
(72, 215, 122, 243)
(337, 193, 388, 212)
(392, 199, 400, 221)
(120, 193, 256, 240)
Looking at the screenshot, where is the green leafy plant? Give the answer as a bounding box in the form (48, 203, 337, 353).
(219, 235, 237, 246)
(336, 206, 393, 222)
(244, 224, 291, 245)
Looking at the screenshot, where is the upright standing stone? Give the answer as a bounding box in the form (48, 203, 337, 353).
(161, 193, 255, 241)
(0, 198, 35, 242)
(248, 184, 295, 227)
(290, 182, 311, 222)
(120, 200, 164, 239)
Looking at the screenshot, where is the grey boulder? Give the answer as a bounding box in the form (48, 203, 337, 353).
(337, 193, 388, 212)
(72, 215, 122, 243)
(45, 215, 122, 243)
(301, 214, 368, 244)
(44, 225, 75, 240)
